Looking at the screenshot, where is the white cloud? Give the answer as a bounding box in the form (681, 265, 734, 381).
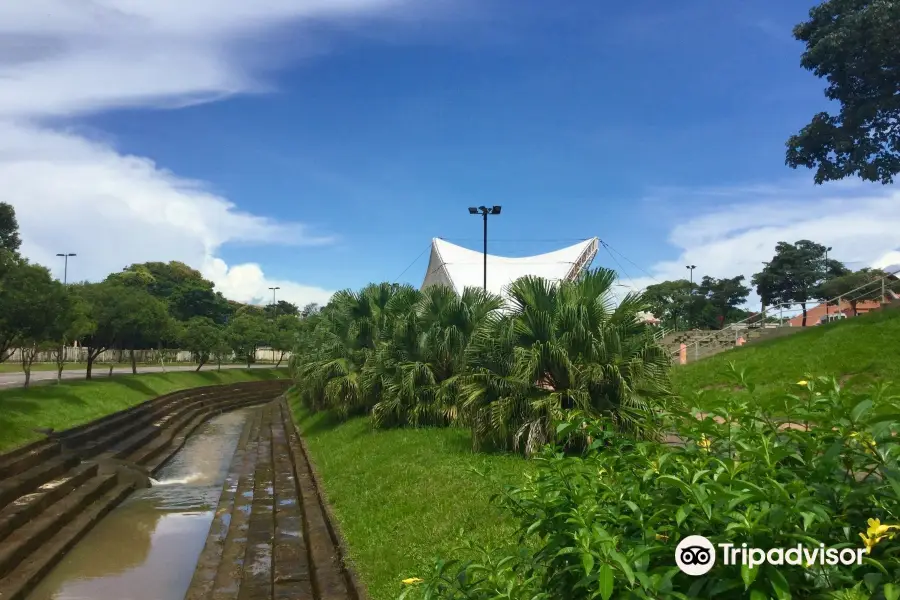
(612, 180, 900, 314)
(0, 0, 417, 307)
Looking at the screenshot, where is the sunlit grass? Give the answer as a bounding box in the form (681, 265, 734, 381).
(288, 397, 531, 600)
(0, 368, 288, 452)
(672, 307, 900, 402)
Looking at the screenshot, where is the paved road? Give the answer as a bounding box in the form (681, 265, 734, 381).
(0, 364, 283, 389)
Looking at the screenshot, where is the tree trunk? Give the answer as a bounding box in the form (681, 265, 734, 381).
(247, 353, 252, 368)
(801, 303, 808, 327)
(851, 300, 858, 316)
(21, 345, 34, 389)
(108, 364, 114, 377)
(130, 348, 137, 374)
(86, 350, 95, 380)
(195, 355, 207, 372)
(56, 344, 65, 384)
(275, 351, 286, 368)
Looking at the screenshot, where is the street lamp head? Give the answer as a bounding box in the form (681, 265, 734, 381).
(68, 253, 77, 257)
(490, 205, 502, 215)
(686, 264, 696, 270)
(468, 207, 478, 215)
(56, 253, 64, 257)
(478, 205, 487, 212)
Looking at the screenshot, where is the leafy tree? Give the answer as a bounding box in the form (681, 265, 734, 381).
(270, 314, 301, 367)
(300, 302, 320, 318)
(265, 300, 299, 319)
(0, 258, 54, 363)
(368, 285, 503, 428)
(17, 276, 76, 388)
(73, 282, 169, 378)
(694, 275, 752, 329)
(115, 261, 231, 323)
(0, 259, 74, 386)
(293, 282, 416, 417)
(786, 0, 900, 184)
(817, 268, 899, 315)
(642, 280, 693, 329)
(0, 202, 21, 255)
(460, 270, 671, 454)
(180, 317, 226, 371)
(226, 313, 271, 367)
(752, 240, 849, 326)
(50, 295, 92, 384)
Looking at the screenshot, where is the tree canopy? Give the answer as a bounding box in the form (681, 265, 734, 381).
(0, 202, 21, 255)
(816, 268, 899, 315)
(642, 276, 750, 330)
(786, 0, 900, 184)
(752, 240, 849, 326)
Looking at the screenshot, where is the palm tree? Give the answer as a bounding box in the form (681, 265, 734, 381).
(369, 285, 504, 428)
(292, 283, 419, 418)
(459, 268, 671, 455)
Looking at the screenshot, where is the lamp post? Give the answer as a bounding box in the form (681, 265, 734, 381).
(268, 286, 280, 364)
(686, 264, 696, 329)
(824, 246, 832, 320)
(56, 253, 76, 285)
(468, 205, 502, 291)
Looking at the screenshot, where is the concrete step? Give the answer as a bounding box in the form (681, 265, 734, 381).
(0, 481, 135, 600)
(0, 462, 98, 546)
(0, 454, 81, 512)
(0, 473, 117, 579)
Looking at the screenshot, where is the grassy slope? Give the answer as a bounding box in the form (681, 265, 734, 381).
(672, 307, 900, 401)
(0, 368, 287, 452)
(288, 397, 531, 600)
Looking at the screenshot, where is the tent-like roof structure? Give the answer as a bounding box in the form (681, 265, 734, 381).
(421, 237, 599, 298)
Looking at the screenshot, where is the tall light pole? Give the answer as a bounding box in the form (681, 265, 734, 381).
(268, 286, 280, 364)
(56, 253, 76, 285)
(686, 264, 696, 328)
(468, 205, 502, 291)
(824, 246, 832, 320)
(268, 286, 280, 317)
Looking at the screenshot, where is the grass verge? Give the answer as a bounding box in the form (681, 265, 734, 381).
(672, 306, 900, 402)
(287, 396, 532, 600)
(0, 368, 287, 452)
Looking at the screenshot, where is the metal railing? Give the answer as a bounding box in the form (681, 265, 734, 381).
(671, 268, 900, 364)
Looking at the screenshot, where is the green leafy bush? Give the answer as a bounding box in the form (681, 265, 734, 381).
(403, 368, 900, 599)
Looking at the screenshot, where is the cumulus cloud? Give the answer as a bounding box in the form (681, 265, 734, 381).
(612, 180, 900, 314)
(0, 0, 416, 307)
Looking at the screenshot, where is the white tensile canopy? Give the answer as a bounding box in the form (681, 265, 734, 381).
(421, 237, 599, 298)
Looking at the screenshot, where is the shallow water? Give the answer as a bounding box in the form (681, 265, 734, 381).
(27, 408, 253, 600)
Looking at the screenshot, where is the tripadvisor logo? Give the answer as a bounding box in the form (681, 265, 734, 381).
(675, 535, 865, 576)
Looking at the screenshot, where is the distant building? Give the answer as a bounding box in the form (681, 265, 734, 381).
(786, 299, 883, 327)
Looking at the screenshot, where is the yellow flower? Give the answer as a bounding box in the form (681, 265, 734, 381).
(402, 578, 424, 585)
(797, 380, 809, 386)
(698, 434, 711, 451)
(860, 532, 880, 555)
(867, 518, 900, 537)
(655, 533, 669, 542)
(859, 518, 900, 554)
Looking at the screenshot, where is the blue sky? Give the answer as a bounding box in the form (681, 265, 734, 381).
(3, 0, 898, 308)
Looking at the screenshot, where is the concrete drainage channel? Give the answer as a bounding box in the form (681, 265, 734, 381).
(0, 380, 366, 600)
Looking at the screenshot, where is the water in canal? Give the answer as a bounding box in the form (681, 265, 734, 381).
(28, 408, 254, 600)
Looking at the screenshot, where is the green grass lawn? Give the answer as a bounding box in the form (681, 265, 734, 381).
(0, 368, 288, 453)
(288, 397, 532, 600)
(672, 307, 900, 402)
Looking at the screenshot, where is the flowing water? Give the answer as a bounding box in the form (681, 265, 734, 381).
(27, 408, 254, 600)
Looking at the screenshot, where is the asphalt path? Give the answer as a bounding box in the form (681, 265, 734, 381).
(0, 364, 283, 389)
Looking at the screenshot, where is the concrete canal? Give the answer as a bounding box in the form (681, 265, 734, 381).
(27, 409, 252, 600)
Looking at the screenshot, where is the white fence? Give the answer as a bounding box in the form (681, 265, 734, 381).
(3, 346, 292, 364)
